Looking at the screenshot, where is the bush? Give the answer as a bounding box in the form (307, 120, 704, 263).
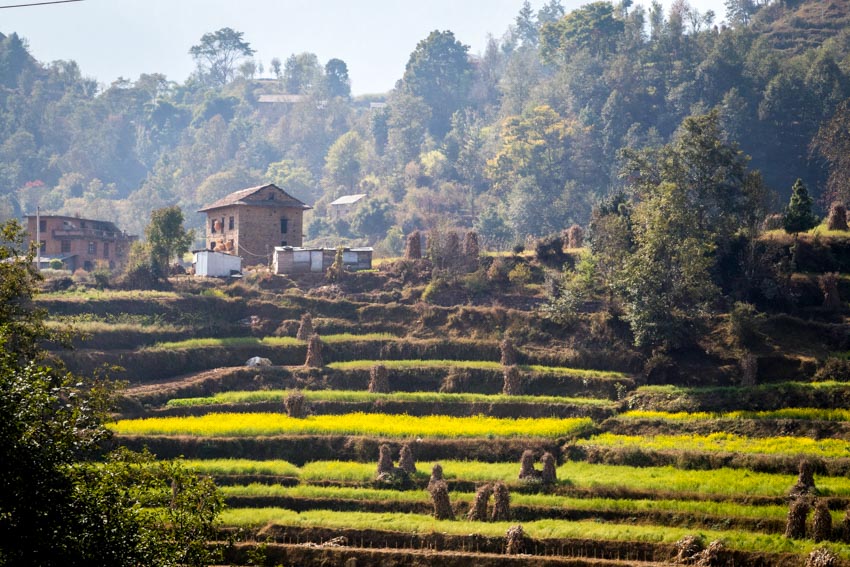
(49, 258, 63, 270)
(508, 263, 532, 288)
(813, 358, 850, 382)
(534, 235, 572, 269)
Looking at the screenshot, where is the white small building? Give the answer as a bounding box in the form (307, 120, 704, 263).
(328, 193, 366, 220)
(272, 246, 372, 274)
(193, 250, 242, 277)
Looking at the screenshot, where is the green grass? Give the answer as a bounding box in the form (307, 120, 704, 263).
(326, 359, 627, 379)
(37, 289, 182, 301)
(110, 412, 593, 439)
(164, 389, 614, 408)
(622, 408, 850, 422)
(218, 509, 850, 557)
(220, 483, 796, 521)
(180, 458, 850, 498)
(580, 432, 850, 459)
(145, 334, 397, 351)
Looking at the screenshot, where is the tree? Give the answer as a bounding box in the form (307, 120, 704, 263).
(283, 52, 322, 94)
(402, 30, 473, 138)
(812, 98, 850, 205)
(324, 58, 351, 98)
(145, 205, 194, 271)
(0, 219, 222, 566)
(189, 27, 255, 87)
(515, 1, 539, 47)
(540, 1, 624, 63)
(324, 132, 364, 194)
(783, 178, 818, 235)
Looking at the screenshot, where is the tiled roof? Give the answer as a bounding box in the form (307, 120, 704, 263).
(198, 184, 311, 212)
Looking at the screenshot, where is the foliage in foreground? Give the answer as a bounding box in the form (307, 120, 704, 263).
(0, 219, 223, 566)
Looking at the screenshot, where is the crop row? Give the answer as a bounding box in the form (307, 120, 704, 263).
(110, 412, 594, 439)
(219, 483, 796, 523)
(579, 432, 850, 459)
(622, 408, 850, 422)
(218, 508, 848, 558)
(179, 458, 850, 498)
(163, 389, 614, 408)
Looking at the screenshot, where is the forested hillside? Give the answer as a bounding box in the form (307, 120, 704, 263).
(1, 0, 848, 253)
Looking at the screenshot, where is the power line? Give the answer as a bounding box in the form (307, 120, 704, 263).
(0, 0, 83, 8)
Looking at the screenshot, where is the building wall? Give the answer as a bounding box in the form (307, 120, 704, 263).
(26, 215, 134, 270)
(204, 204, 304, 266)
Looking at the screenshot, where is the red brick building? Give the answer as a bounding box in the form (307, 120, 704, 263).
(198, 183, 312, 266)
(26, 214, 136, 271)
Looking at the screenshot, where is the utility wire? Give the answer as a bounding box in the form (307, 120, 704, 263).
(0, 0, 83, 8)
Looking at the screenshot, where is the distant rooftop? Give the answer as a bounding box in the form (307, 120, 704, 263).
(329, 194, 366, 206)
(198, 183, 312, 212)
(258, 94, 306, 104)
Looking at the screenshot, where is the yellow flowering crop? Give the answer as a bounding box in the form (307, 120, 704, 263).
(111, 412, 592, 439)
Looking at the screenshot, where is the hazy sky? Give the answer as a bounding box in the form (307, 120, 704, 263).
(2, 0, 727, 95)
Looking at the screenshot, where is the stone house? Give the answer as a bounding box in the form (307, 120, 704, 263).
(198, 183, 312, 266)
(26, 214, 136, 271)
(328, 193, 366, 221)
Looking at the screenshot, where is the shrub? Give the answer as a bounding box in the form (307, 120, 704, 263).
(296, 313, 314, 341)
(491, 482, 510, 521)
(785, 498, 810, 539)
(502, 366, 523, 396)
(486, 257, 510, 286)
(508, 263, 531, 288)
(48, 258, 63, 270)
(812, 499, 832, 543)
(283, 390, 307, 418)
(368, 364, 390, 393)
(827, 203, 848, 231)
(566, 224, 584, 248)
(428, 480, 454, 520)
(304, 334, 323, 368)
(726, 302, 763, 349)
(467, 483, 492, 521)
(814, 358, 850, 382)
(398, 444, 416, 474)
(534, 235, 571, 269)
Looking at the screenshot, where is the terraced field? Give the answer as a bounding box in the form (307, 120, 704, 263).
(43, 285, 850, 566)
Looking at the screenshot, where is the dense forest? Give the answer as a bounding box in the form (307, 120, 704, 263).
(0, 0, 849, 254)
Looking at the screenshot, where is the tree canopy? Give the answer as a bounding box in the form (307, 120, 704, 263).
(189, 27, 255, 87)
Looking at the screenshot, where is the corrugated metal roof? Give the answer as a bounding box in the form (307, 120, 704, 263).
(329, 194, 366, 206)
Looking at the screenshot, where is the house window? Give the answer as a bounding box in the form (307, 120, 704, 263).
(61, 240, 71, 253)
(88, 241, 96, 255)
(211, 219, 217, 233)
(103, 242, 109, 258)
(229, 216, 234, 230)
(267, 192, 275, 200)
(39, 220, 46, 232)
(280, 218, 289, 234)
(39, 240, 46, 253)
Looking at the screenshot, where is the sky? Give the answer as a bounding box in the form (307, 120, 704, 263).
(2, 0, 728, 95)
